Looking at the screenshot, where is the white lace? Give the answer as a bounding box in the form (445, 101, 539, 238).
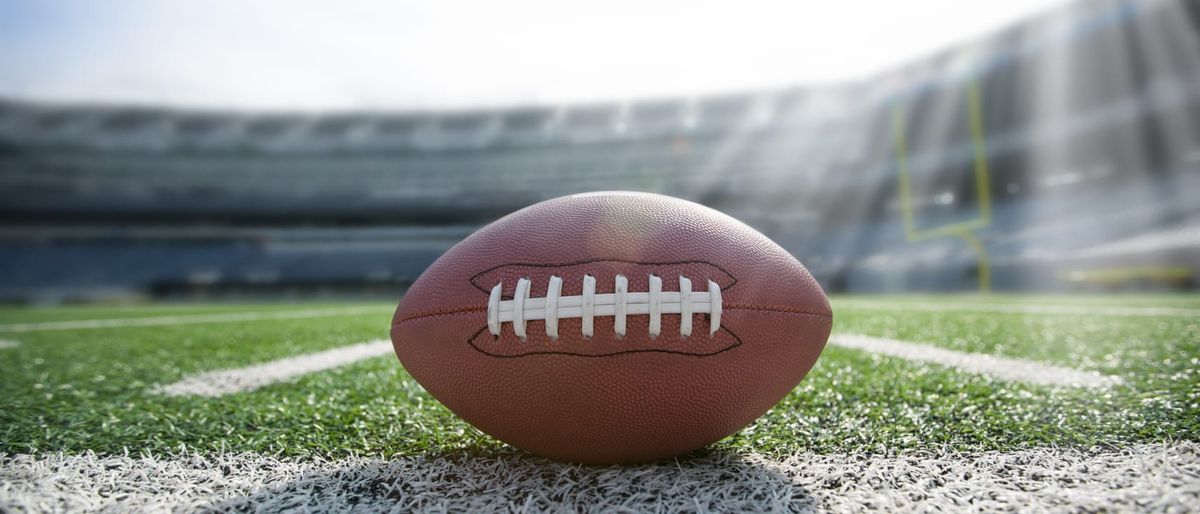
(487, 275, 723, 339)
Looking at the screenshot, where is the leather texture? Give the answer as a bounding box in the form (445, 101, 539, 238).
(391, 191, 832, 464)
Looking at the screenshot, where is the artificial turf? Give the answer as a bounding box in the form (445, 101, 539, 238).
(0, 295, 1195, 459)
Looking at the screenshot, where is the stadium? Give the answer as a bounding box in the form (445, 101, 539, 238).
(1, 0, 1198, 511)
(2, 0, 1196, 302)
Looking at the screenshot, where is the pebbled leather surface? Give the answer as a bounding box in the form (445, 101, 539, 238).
(391, 191, 832, 464)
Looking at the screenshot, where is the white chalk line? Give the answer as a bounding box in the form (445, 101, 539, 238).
(837, 300, 1199, 317)
(158, 332, 1113, 399)
(156, 340, 394, 397)
(0, 306, 392, 333)
(831, 334, 1123, 388)
(1, 444, 1195, 513)
(0, 339, 19, 349)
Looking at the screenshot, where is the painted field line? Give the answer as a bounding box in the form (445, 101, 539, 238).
(837, 300, 1200, 317)
(0, 306, 392, 333)
(0, 339, 19, 349)
(161, 332, 1117, 396)
(156, 340, 394, 397)
(830, 334, 1123, 388)
(1, 443, 1195, 512)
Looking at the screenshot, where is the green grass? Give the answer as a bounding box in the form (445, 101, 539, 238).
(837, 293, 1200, 308)
(0, 302, 388, 324)
(0, 295, 1196, 458)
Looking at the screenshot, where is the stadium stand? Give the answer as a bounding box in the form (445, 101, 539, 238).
(0, 0, 1196, 301)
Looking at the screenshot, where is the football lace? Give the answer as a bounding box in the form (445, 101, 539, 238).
(487, 275, 722, 340)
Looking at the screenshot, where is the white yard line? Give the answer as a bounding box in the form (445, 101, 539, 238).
(0, 306, 392, 333)
(830, 334, 1123, 388)
(1, 444, 1195, 512)
(158, 331, 1115, 398)
(0, 339, 19, 349)
(837, 300, 1200, 317)
(156, 340, 394, 397)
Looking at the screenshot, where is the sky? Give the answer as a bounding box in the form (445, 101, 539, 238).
(0, 0, 1073, 111)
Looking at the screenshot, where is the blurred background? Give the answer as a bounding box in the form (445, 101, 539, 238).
(0, 0, 1196, 304)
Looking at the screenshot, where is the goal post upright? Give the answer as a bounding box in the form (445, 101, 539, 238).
(892, 76, 994, 292)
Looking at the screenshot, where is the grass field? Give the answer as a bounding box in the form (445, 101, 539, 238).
(1, 294, 1197, 511)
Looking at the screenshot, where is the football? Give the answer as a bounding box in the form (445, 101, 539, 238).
(390, 191, 832, 464)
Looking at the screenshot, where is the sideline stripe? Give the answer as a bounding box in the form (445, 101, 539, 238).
(0, 339, 19, 349)
(0, 306, 392, 333)
(0, 444, 1194, 512)
(837, 300, 1199, 317)
(156, 340, 394, 397)
(830, 334, 1123, 388)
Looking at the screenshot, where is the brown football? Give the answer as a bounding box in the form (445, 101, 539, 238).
(390, 191, 832, 464)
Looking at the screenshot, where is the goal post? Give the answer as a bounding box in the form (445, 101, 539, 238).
(892, 77, 994, 291)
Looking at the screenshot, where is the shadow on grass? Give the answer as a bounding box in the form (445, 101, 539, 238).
(199, 447, 817, 513)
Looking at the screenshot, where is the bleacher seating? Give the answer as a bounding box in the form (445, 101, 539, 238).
(0, 0, 1197, 300)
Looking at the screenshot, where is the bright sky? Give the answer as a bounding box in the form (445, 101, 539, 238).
(0, 0, 1071, 111)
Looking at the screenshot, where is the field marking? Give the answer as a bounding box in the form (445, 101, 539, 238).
(0, 339, 19, 349)
(156, 340, 394, 397)
(1, 443, 1195, 512)
(0, 306, 392, 333)
(158, 331, 1117, 397)
(837, 300, 1200, 317)
(830, 334, 1123, 388)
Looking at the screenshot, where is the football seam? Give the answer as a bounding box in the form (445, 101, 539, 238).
(725, 303, 834, 317)
(464, 325, 745, 358)
(467, 258, 739, 295)
(392, 304, 831, 327)
(393, 306, 488, 324)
